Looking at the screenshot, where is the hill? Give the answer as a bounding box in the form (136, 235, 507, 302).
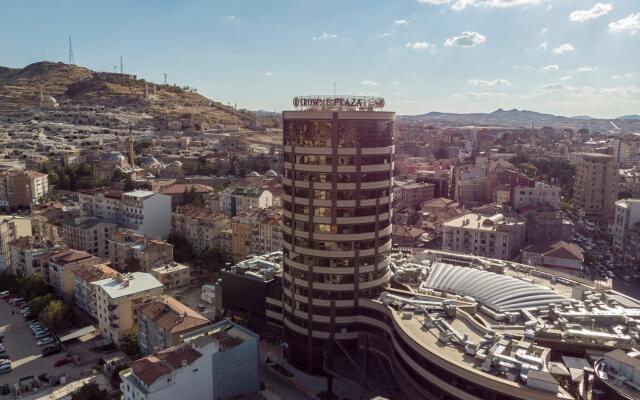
(0, 61, 256, 129)
(402, 108, 640, 132)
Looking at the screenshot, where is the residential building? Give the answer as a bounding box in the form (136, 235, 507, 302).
(521, 209, 574, 244)
(150, 262, 190, 289)
(513, 182, 561, 210)
(78, 188, 124, 222)
(221, 252, 283, 337)
(521, 240, 584, 271)
(231, 207, 282, 262)
(122, 190, 172, 238)
(0, 170, 50, 209)
(8, 236, 61, 276)
(61, 217, 117, 258)
(31, 203, 79, 242)
(74, 263, 118, 318)
(93, 272, 163, 345)
(442, 207, 527, 260)
(399, 182, 435, 208)
(120, 320, 259, 400)
(391, 225, 425, 247)
(219, 187, 273, 216)
(419, 198, 464, 233)
(160, 183, 214, 210)
(573, 153, 618, 219)
(612, 199, 640, 267)
(109, 231, 174, 272)
(0, 216, 31, 271)
(136, 296, 209, 355)
(171, 206, 230, 253)
(47, 248, 99, 300)
(281, 100, 394, 373)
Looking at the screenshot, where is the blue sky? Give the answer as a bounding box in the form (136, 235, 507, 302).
(1, 0, 638, 118)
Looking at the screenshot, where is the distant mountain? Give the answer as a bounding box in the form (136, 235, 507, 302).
(401, 108, 640, 132)
(0, 61, 257, 128)
(617, 115, 640, 120)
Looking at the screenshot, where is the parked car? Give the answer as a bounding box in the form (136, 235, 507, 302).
(42, 345, 61, 357)
(54, 357, 72, 367)
(0, 363, 10, 374)
(32, 328, 48, 336)
(0, 291, 10, 298)
(623, 275, 632, 282)
(34, 331, 50, 339)
(37, 337, 54, 346)
(0, 354, 9, 360)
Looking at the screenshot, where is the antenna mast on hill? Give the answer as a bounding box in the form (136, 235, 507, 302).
(120, 56, 123, 74)
(68, 36, 75, 65)
(164, 73, 167, 85)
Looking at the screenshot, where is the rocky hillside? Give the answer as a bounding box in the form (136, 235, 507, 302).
(0, 61, 257, 129)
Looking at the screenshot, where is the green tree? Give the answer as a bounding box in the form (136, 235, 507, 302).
(124, 254, 141, 272)
(0, 272, 17, 291)
(16, 273, 50, 299)
(28, 293, 57, 319)
(40, 299, 67, 333)
(434, 147, 448, 160)
(119, 331, 139, 356)
(40, 160, 53, 174)
(167, 233, 195, 262)
(47, 171, 60, 187)
(199, 248, 224, 273)
(70, 382, 108, 400)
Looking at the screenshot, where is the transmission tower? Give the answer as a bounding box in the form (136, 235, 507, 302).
(164, 73, 167, 85)
(120, 56, 123, 74)
(68, 36, 75, 65)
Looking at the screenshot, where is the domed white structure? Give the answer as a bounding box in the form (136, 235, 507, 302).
(264, 169, 278, 178)
(102, 152, 127, 162)
(247, 171, 261, 177)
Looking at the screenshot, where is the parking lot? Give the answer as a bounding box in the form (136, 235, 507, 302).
(0, 298, 86, 394)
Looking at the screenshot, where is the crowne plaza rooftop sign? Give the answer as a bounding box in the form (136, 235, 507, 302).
(292, 96, 385, 111)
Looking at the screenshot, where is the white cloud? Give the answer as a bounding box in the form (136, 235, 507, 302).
(569, 3, 613, 22)
(444, 31, 486, 47)
(559, 75, 573, 81)
(540, 27, 548, 36)
(577, 65, 598, 72)
(542, 65, 560, 71)
(418, 0, 450, 4)
(536, 41, 548, 51)
(313, 32, 338, 40)
(263, 72, 274, 77)
(393, 81, 401, 85)
(361, 80, 381, 87)
(608, 13, 640, 33)
(455, 92, 508, 98)
(572, 85, 640, 99)
(226, 16, 237, 21)
(553, 43, 575, 54)
(452, 0, 547, 11)
(612, 74, 634, 79)
(378, 33, 393, 37)
(538, 83, 568, 90)
(394, 19, 409, 26)
(468, 79, 512, 86)
(406, 41, 435, 49)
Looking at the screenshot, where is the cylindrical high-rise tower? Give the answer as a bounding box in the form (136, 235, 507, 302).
(281, 96, 394, 373)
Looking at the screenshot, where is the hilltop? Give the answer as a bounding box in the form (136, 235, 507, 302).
(0, 61, 257, 129)
(401, 108, 640, 132)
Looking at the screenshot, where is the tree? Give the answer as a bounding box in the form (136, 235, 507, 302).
(28, 294, 57, 319)
(167, 233, 195, 262)
(434, 147, 449, 160)
(0, 272, 17, 291)
(40, 300, 67, 333)
(199, 248, 224, 273)
(70, 382, 108, 400)
(16, 273, 50, 299)
(124, 254, 141, 272)
(119, 331, 139, 356)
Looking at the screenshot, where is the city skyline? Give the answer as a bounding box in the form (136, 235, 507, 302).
(1, 0, 639, 118)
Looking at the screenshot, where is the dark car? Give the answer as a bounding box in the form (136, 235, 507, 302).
(41, 345, 61, 357)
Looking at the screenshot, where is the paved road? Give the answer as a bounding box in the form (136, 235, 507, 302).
(0, 299, 82, 390)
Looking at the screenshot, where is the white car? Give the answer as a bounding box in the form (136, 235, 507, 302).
(37, 337, 54, 346)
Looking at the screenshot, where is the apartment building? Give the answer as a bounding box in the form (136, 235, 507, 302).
(573, 153, 618, 219)
(93, 272, 163, 345)
(0, 216, 31, 271)
(136, 296, 209, 355)
(8, 236, 61, 276)
(74, 263, 118, 318)
(122, 190, 172, 238)
(512, 182, 561, 210)
(150, 262, 190, 289)
(171, 206, 230, 253)
(48, 248, 99, 300)
(398, 182, 435, 208)
(0, 170, 50, 209)
(612, 199, 640, 268)
(78, 188, 172, 238)
(442, 208, 526, 260)
(231, 207, 282, 262)
(109, 231, 174, 272)
(521, 240, 584, 271)
(61, 217, 117, 258)
(219, 187, 273, 216)
(120, 320, 259, 400)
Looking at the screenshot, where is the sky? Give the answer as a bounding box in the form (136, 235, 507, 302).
(1, 0, 639, 118)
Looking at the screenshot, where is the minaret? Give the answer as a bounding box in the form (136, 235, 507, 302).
(128, 126, 135, 167)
